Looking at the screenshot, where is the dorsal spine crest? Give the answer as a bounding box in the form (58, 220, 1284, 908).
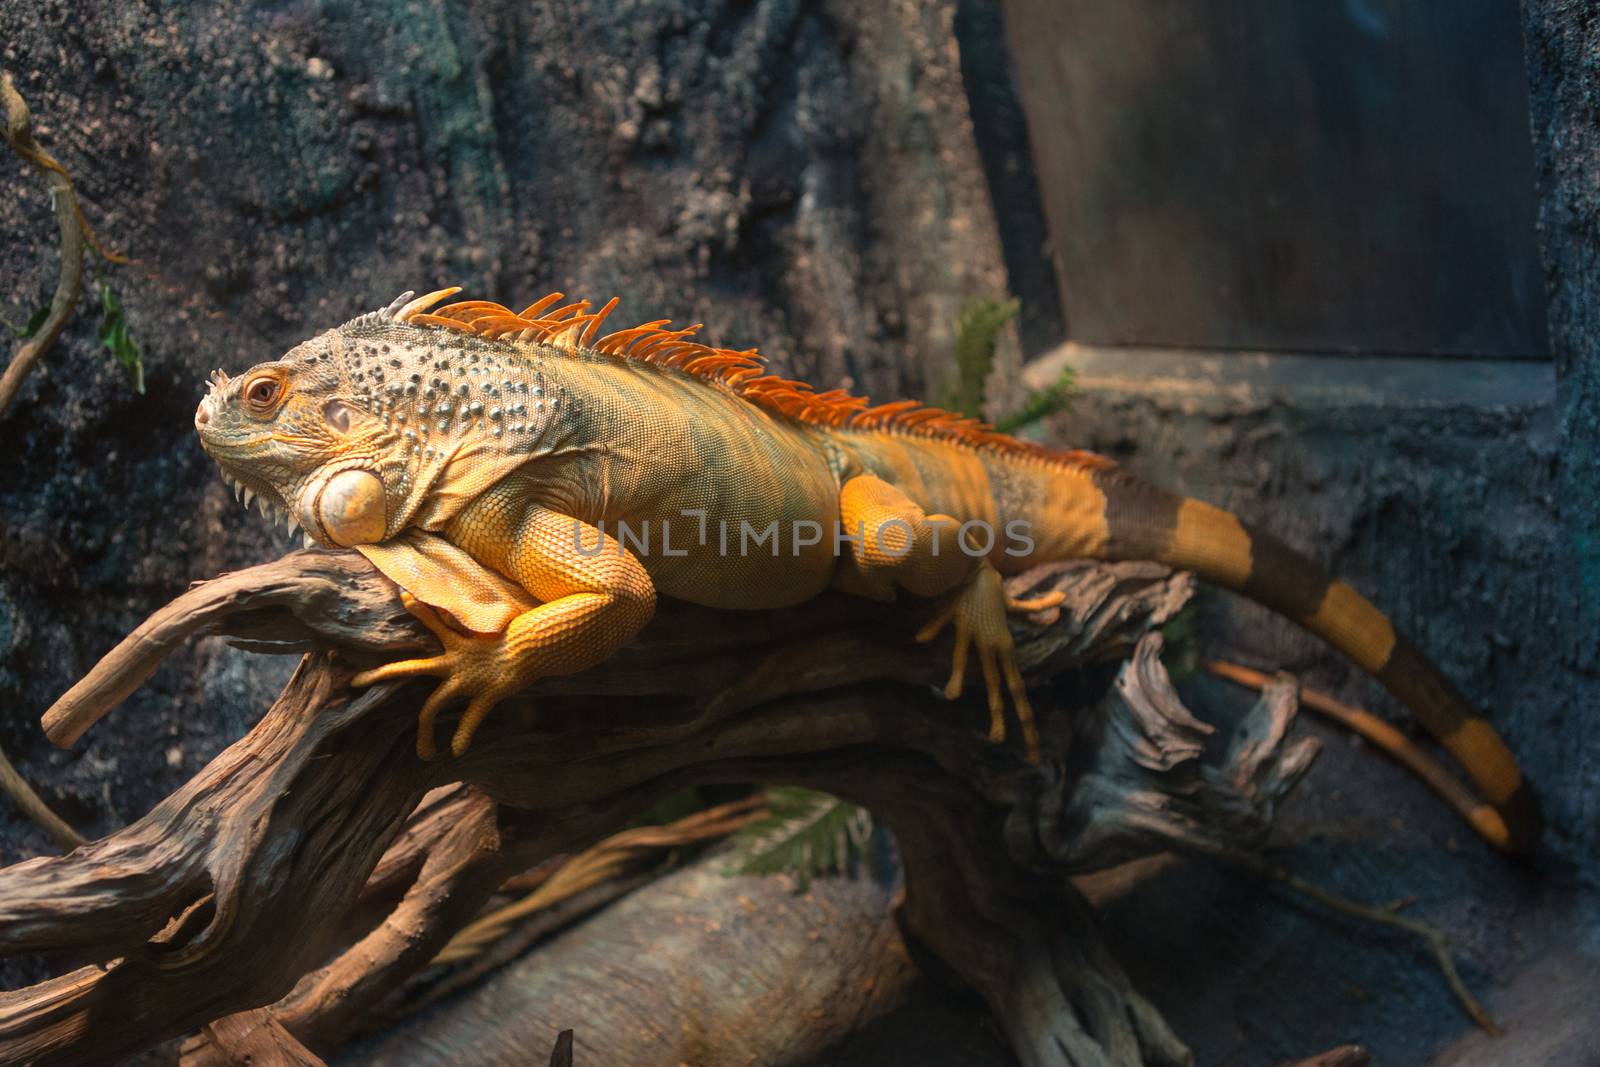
(374, 288, 1114, 473)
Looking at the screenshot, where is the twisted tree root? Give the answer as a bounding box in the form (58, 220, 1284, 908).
(0, 552, 1322, 1065)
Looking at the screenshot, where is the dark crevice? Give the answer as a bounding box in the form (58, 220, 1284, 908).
(952, 0, 1066, 360)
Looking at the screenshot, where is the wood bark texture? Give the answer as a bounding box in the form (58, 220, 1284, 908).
(0, 550, 1319, 1067)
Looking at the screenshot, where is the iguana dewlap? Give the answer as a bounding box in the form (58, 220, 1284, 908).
(193, 287, 1539, 854)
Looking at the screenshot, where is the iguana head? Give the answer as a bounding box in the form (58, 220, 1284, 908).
(196, 288, 564, 547)
(194, 327, 409, 547)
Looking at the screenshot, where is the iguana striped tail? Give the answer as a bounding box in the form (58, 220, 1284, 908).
(1075, 469, 1540, 854)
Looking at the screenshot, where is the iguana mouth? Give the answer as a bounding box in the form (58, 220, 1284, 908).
(196, 368, 313, 542)
(217, 467, 304, 538)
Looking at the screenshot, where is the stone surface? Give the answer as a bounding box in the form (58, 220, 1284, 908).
(1519, 0, 1600, 877)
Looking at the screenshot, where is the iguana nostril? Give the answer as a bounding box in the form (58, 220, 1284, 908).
(195, 405, 209, 427)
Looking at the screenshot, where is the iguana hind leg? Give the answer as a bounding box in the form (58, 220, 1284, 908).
(352, 504, 656, 759)
(914, 566, 1039, 759)
(834, 474, 1041, 761)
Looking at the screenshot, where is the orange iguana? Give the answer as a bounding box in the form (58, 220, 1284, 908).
(194, 287, 1539, 854)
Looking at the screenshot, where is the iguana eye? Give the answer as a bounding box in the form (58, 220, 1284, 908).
(245, 376, 283, 413)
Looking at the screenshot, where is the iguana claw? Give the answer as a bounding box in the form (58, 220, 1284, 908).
(916, 566, 1041, 762)
(351, 592, 523, 759)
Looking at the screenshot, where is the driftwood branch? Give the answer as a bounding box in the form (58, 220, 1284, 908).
(189, 1010, 326, 1067)
(0, 68, 125, 420)
(0, 550, 1321, 1066)
(1, 70, 84, 420)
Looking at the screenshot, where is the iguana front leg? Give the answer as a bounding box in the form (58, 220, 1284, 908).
(352, 503, 656, 758)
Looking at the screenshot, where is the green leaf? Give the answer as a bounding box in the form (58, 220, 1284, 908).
(994, 367, 1076, 433)
(96, 277, 145, 394)
(724, 787, 875, 892)
(2, 301, 52, 340)
(944, 296, 1020, 419)
(1158, 601, 1200, 682)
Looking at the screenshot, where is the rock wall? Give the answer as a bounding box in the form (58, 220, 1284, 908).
(1519, 0, 1600, 873)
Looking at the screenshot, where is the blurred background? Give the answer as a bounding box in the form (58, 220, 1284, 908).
(2, 1, 1597, 1063)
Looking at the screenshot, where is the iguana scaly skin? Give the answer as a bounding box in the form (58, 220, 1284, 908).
(194, 287, 1540, 853)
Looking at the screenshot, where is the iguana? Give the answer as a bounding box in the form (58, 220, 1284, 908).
(193, 287, 1540, 854)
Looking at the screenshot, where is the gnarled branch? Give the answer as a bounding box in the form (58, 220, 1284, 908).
(0, 550, 1317, 1066)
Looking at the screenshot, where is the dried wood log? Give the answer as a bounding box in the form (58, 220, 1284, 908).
(343, 838, 917, 1067)
(187, 1009, 326, 1067)
(0, 550, 1317, 1066)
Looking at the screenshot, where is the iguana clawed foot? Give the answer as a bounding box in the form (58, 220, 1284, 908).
(351, 592, 526, 760)
(916, 566, 1041, 763)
